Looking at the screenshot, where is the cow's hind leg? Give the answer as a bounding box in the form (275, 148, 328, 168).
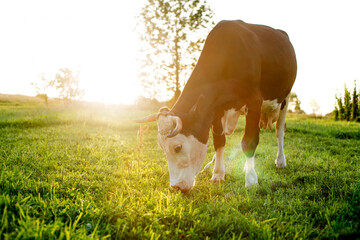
(211, 119, 226, 182)
(242, 99, 261, 187)
(275, 95, 290, 168)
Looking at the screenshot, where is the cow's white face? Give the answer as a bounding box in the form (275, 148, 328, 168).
(157, 116, 208, 192)
(134, 104, 207, 193)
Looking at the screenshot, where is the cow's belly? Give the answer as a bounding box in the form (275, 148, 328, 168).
(221, 99, 281, 134)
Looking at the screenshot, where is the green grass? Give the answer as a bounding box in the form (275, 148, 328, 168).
(0, 103, 359, 239)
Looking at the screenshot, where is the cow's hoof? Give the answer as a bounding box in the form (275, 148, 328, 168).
(275, 155, 286, 168)
(245, 169, 258, 187)
(211, 173, 225, 182)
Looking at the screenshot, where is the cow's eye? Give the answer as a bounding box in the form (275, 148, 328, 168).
(174, 144, 182, 153)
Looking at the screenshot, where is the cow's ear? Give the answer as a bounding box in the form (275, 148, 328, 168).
(190, 95, 205, 114)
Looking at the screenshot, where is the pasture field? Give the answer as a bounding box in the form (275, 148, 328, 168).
(0, 102, 359, 239)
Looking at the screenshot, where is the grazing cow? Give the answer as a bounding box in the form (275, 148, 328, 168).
(135, 20, 297, 192)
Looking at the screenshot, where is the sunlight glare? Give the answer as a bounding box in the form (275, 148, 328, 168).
(0, 0, 144, 105)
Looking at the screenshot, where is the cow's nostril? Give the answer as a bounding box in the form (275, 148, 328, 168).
(171, 185, 180, 190)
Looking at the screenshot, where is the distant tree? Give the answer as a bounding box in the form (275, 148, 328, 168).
(135, 96, 161, 110)
(138, 0, 214, 101)
(309, 99, 321, 115)
(288, 92, 304, 114)
(352, 80, 359, 121)
(336, 94, 345, 120)
(31, 73, 49, 105)
(334, 104, 339, 121)
(49, 68, 84, 103)
(343, 84, 352, 121)
(334, 81, 360, 122)
(36, 94, 48, 104)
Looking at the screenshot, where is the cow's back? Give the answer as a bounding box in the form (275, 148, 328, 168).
(175, 20, 297, 115)
(189, 20, 296, 100)
(245, 22, 297, 101)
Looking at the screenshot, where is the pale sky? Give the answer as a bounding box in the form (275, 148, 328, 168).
(0, 0, 359, 114)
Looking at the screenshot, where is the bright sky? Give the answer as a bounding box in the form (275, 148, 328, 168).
(1, 0, 359, 114)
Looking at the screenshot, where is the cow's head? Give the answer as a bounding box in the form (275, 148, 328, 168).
(135, 103, 208, 193)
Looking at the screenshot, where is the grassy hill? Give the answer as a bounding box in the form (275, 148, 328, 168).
(0, 101, 359, 239)
(0, 93, 43, 103)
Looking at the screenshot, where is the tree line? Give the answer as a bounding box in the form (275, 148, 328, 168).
(334, 80, 359, 122)
(32, 68, 84, 105)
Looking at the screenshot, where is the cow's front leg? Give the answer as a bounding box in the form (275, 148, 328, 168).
(275, 95, 290, 168)
(242, 102, 261, 187)
(211, 119, 226, 182)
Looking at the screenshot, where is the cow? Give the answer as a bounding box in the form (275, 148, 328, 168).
(135, 20, 297, 193)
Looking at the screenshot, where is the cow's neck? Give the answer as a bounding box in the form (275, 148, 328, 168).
(172, 78, 248, 115)
(170, 86, 214, 144)
(171, 79, 247, 144)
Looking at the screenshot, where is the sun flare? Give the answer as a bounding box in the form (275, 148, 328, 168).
(0, 0, 144, 105)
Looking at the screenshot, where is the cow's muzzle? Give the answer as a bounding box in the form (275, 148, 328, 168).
(171, 181, 193, 193)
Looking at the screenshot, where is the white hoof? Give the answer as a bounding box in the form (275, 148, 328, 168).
(211, 172, 225, 182)
(245, 168, 258, 187)
(275, 154, 287, 168)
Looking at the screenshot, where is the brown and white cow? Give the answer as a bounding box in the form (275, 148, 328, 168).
(135, 20, 297, 192)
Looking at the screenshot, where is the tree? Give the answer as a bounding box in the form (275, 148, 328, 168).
(337, 94, 346, 120)
(343, 84, 352, 121)
(334, 104, 339, 120)
(352, 80, 359, 121)
(288, 92, 304, 114)
(31, 73, 49, 105)
(49, 68, 84, 103)
(337, 94, 345, 120)
(334, 81, 360, 122)
(138, 0, 214, 101)
(309, 99, 320, 115)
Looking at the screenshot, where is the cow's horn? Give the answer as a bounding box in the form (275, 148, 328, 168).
(134, 106, 172, 123)
(134, 113, 158, 123)
(167, 116, 182, 138)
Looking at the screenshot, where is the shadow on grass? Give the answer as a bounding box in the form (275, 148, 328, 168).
(287, 127, 360, 140)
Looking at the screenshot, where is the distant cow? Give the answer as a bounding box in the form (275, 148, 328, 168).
(136, 20, 297, 192)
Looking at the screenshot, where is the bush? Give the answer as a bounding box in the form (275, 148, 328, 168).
(335, 80, 359, 122)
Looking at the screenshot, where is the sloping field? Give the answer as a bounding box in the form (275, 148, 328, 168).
(0, 103, 359, 239)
